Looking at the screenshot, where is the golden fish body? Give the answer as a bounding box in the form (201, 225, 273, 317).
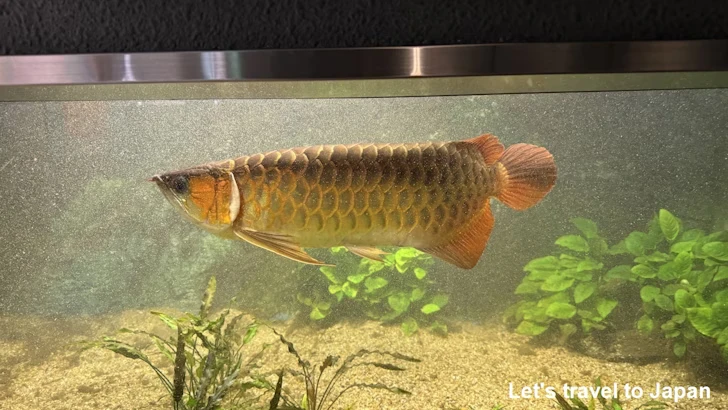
(234, 141, 496, 248)
(152, 134, 557, 269)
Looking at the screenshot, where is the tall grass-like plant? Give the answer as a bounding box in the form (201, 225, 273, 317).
(82, 277, 261, 410)
(263, 329, 419, 410)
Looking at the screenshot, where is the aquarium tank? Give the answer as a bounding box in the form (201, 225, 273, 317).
(0, 42, 727, 410)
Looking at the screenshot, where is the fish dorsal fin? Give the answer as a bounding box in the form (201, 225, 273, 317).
(347, 246, 389, 262)
(418, 201, 495, 269)
(464, 133, 505, 165)
(233, 228, 332, 266)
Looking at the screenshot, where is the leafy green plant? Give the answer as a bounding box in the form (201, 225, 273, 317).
(506, 208, 728, 363)
(620, 209, 728, 360)
(298, 247, 449, 336)
(81, 277, 261, 410)
(504, 217, 622, 341)
(263, 329, 418, 410)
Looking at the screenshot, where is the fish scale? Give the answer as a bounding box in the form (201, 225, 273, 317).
(231, 141, 493, 249)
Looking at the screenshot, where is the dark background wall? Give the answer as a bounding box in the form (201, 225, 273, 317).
(1, 0, 727, 55)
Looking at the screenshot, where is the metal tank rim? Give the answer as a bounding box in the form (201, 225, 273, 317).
(0, 40, 727, 101)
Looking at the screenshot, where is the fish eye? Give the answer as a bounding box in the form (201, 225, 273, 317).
(170, 175, 189, 194)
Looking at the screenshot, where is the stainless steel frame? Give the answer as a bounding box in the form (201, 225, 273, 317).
(1, 40, 727, 101)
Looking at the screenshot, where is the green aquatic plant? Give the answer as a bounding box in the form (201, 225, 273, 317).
(503, 217, 622, 341)
(622, 209, 728, 360)
(507, 208, 728, 363)
(262, 329, 418, 410)
(298, 247, 449, 336)
(81, 277, 261, 410)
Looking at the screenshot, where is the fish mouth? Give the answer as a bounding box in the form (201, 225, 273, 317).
(150, 174, 186, 209)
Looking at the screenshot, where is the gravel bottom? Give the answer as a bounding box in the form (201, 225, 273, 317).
(0, 310, 727, 410)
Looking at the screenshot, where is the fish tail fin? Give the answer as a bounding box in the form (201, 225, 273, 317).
(495, 143, 557, 210)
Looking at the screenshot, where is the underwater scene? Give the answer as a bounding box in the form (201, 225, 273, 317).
(0, 89, 727, 410)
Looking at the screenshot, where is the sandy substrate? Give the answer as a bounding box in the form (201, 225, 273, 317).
(0, 310, 727, 410)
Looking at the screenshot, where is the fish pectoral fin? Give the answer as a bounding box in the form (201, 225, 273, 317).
(418, 201, 495, 270)
(233, 228, 332, 266)
(346, 246, 389, 262)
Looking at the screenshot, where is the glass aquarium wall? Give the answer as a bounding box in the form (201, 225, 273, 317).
(1, 89, 727, 410)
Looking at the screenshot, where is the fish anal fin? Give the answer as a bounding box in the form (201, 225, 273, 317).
(347, 246, 389, 262)
(464, 133, 505, 165)
(419, 202, 495, 269)
(233, 228, 332, 266)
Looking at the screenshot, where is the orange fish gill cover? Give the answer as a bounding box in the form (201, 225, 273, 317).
(152, 134, 557, 269)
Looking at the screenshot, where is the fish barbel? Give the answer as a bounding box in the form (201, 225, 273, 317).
(151, 134, 557, 269)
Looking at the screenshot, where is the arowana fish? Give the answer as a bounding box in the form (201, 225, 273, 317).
(151, 134, 557, 269)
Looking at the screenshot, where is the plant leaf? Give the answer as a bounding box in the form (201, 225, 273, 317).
(524, 256, 560, 272)
(686, 307, 720, 337)
(515, 321, 549, 336)
(674, 289, 695, 310)
(703, 242, 728, 261)
(645, 251, 673, 262)
(670, 241, 695, 254)
(364, 276, 389, 292)
(657, 262, 679, 281)
(546, 302, 577, 319)
(347, 273, 367, 284)
(596, 298, 618, 318)
(401, 317, 419, 336)
(514, 280, 541, 295)
(388, 293, 411, 313)
(310, 307, 327, 320)
(604, 265, 637, 281)
(673, 251, 693, 277)
(713, 302, 728, 329)
(576, 259, 603, 272)
(625, 232, 649, 256)
(555, 235, 589, 252)
(150, 312, 179, 330)
(320, 266, 341, 284)
(541, 275, 575, 292)
(654, 294, 674, 311)
(659, 209, 680, 242)
(673, 340, 687, 358)
(199, 276, 217, 319)
(410, 287, 425, 302)
(640, 285, 660, 302)
(717, 327, 728, 345)
(342, 282, 358, 298)
(609, 240, 629, 255)
(573, 282, 597, 304)
(571, 217, 598, 238)
(414, 268, 427, 280)
(431, 294, 449, 308)
(637, 315, 654, 333)
(715, 266, 728, 282)
(420, 304, 440, 314)
(631, 264, 656, 278)
(527, 269, 557, 281)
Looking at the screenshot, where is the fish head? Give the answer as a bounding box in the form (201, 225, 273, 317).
(151, 163, 240, 233)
